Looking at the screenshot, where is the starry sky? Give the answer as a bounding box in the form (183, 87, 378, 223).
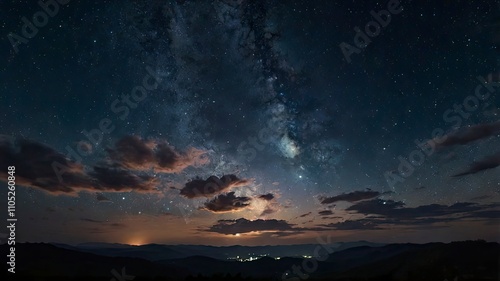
(0, 0, 499, 246)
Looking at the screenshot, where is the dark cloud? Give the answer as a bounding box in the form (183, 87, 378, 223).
(322, 217, 454, 230)
(468, 210, 500, 219)
(260, 207, 274, 216)
(256, 193, 281, 216)
(201, 192, 252, 213)
(107, 135, 154, 168)
(107, 135, 208, 173)
(452, 152, 500, 177)
(322, 219, 382, 230)
(205, 218, 295, 235)
(260, 205, 279, 216)
(179, 174, 252, 198)
(0, 136, 159, 194)
(320, 190, 381, 204)
(319, 202, 500, 230)
(318, 210, 333, 216)
(0, 136, 97, 194)
(205, 218, 326, 235)
(80, 218, 104, 223)
(346, 199, 497, 223)
(258, 193, 275, 201)
(298, 212, 312, 218)
(346, 199, 404, 216)
(90, 165, 159, 192)
(322, 216, 343, 220)
(109, 223, 126, 228)
(435, 121, 500, 147)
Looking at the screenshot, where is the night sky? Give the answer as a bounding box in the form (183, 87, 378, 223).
(1, 0, 499, 246)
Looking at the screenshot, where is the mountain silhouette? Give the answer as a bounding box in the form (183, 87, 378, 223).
(3, 240, 498, 281)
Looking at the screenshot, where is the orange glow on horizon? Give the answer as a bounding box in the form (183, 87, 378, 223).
(127, 237, 146, 246)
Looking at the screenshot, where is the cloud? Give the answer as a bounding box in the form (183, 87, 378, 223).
(205, 218, 296, 235)
(346, 199, 481, 218)
(320, 190, 381, 204)
(346, 199, 404, 216)
(297, 212, 312, 218)
(258, 193, 275, 201)
(204, 218, 327, 235)
(80, 218, 104, 223)
(320, 202, 500, 230)
(0, 136, 159, 194)
(90, 165, 159, 192)
(107, 135, 209, 173)
(260, 204, 280, 216)
(322, 217, 454, 230)
(322, 219, 382, 230)
(179, 174, 252, 198)
(107, 135, 155, 168)
(467, 210, 500, 219)
(109, 223, 126, 228)
(318, 210, 333, 216)
(435, 121, 500, 147)
(259, 207, 274, 216)
(346, 199, 500, 224)
(0, 136, 96, 194)
(201, 192, 252, 213)
(255, 193, 281, 216)
(452, 152, 500, 177)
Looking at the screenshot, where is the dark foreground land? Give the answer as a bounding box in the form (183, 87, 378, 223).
(2, 240, 499, 281)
